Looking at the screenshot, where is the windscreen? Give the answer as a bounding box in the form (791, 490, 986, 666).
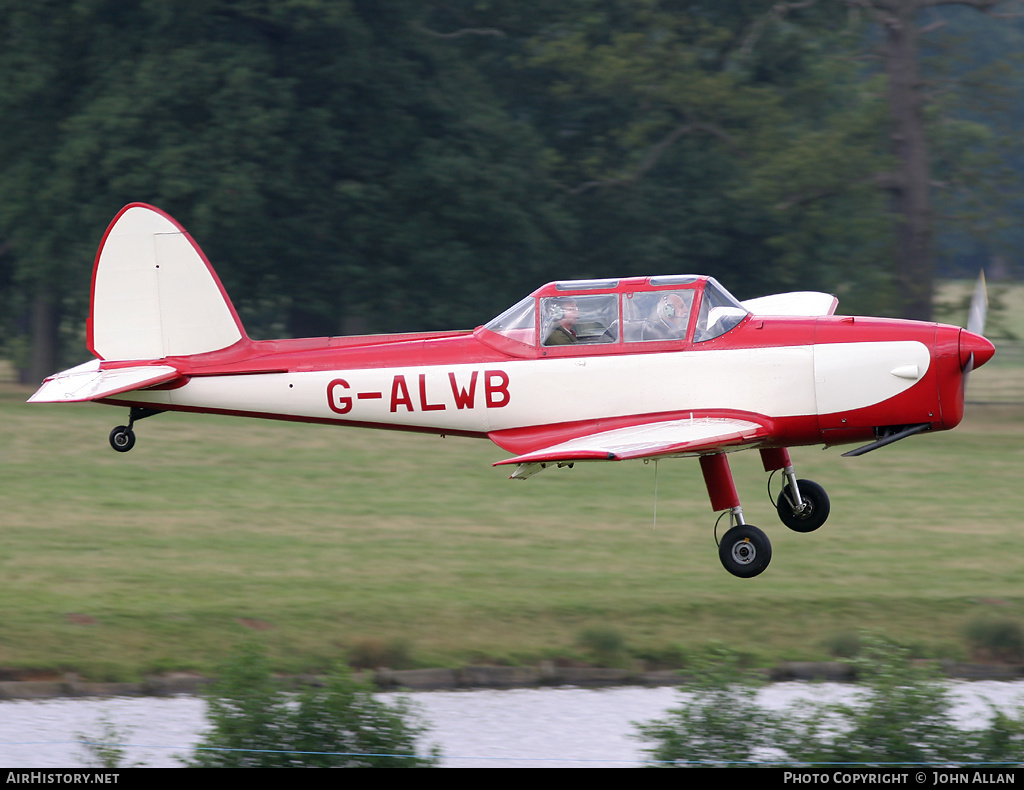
(693, 279, 749, 342)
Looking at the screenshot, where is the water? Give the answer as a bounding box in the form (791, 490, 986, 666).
(0, 682, 1021, 768)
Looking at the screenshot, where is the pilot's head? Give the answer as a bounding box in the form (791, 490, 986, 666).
(551, 298, 579, 326)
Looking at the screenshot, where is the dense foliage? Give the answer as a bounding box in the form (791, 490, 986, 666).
(189, 643, 437, 768)
(636, 638, 1024, 767)
(1, 0, 1021, 380)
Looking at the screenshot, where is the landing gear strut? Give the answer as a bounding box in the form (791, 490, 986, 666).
(701, 453, 773, 579)
(699, 448, 830, 578)
(108, 407, 164, 453)
(763, 447, 830, 533)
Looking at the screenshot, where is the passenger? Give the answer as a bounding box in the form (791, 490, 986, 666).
(643, 293, 688, 340)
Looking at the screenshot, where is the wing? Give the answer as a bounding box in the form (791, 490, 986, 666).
(492, 416, 772, 480)
(28, 360, 182, 403)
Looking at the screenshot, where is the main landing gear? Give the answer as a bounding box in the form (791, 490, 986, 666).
(701, 448, 830, 578)
(108, 407, 163, 453)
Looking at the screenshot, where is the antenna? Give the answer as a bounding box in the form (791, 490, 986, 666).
(652, 459, 659, 528)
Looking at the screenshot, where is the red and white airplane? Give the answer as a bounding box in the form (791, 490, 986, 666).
(30, 203, 994, 577)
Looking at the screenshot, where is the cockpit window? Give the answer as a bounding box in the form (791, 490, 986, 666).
(483, 296, 536, 346)
(484, 276, 745, 351)
(541, 294, 618, 346)
(622, 290, 693, 342)
(693, 278, 748, 342)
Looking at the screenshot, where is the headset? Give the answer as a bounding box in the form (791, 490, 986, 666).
(548, 298, 577, 321)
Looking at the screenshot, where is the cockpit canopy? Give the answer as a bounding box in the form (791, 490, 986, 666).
(480, 275, 748, 353)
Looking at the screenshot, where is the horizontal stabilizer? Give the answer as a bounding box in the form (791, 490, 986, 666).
(28, 360, 181, 403)
(494, 416, 771, 478)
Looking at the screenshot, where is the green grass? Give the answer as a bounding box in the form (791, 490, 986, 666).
(2, 375, 1024, 680)
(2, 280, 1022, 679)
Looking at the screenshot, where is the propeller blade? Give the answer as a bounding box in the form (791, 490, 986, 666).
(962, 351, 975, 396)
(967, 271, 987, 337)
(961, 271, 995, 398)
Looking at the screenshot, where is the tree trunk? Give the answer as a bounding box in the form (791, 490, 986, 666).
(884, 1, 934, 321)
(26, 291, 59, 385)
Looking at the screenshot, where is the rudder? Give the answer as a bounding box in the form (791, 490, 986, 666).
(88, 203, 246, 360)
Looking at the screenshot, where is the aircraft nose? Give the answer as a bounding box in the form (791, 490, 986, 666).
(960, 329, 995, 370)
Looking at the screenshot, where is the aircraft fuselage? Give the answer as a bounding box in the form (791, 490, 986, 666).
(99, 313, 983, 460)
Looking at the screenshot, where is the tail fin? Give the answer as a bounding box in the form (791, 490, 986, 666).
(88, 203, 246, 361)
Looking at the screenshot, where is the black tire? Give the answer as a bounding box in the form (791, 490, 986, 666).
(776, 479, 830, 533)
(109, 425, 136, 453)
(718, 524, 772, 578)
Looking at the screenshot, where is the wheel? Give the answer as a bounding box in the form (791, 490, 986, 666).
(776, 479, 830, 533)
(718, 524, 772, 578)
(109, 425, 136, 453)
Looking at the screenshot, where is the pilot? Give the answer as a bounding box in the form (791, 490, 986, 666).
(544, 298, 579, 345)
(642, 293, 687, 340)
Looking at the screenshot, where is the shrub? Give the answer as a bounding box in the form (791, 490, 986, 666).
(77, 717, 137, 768)
(785, 638, 971, 766)
(821, 630, 862, 659)
(636, 636, 1024, 768)
(634, 645, 782, 767)
(576, 626, 627, 666)
(348, 637, 414, 670)
(188, 643, 438, 767)
(963, 616, 1024, 663)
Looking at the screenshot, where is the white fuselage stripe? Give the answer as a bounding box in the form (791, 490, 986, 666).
(113, 341, 930, 433)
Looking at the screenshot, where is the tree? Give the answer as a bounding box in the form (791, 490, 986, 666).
(189, 643, 438, 768)
(843, 0, 1021, 320)
(786, 639, 977, 766)
(476, 0, 899, 309)
(0, 0, 568, 377)
(4, 0, 1020, 378)
(442, 0, 1024, 317)
(636, 636, 1024, 767)
(634, 645, 785, 767)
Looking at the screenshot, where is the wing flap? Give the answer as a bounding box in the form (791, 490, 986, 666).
(493, 416, 772, 477)
(28, 360, 182, 403)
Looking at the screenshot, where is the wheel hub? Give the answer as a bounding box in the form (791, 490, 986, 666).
(792, 501, 812, 518)
(730, 538, 756, 565)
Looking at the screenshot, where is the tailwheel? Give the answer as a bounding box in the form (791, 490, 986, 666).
(107, 407, 163, 453)
(109, 425, 136, 453)
(776, 479, 830, 533)
(718, 524, 772, 578)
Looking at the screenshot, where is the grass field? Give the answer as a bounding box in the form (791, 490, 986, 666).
(1, 282, 1022, 680)
(2, 384, 1023, 680)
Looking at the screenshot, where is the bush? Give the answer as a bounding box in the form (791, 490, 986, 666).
(634, 645, 782, 767)
(188, 643, 438, 767)
(821, 630, 862, 659)
(963, 616, 1024, 663)
(348, 637, 414, 670)
(576, 626, 628, 666)
(636, 636, 1024, 768)
(77, 717, 137, 769)
(785, 638, 975, 766)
